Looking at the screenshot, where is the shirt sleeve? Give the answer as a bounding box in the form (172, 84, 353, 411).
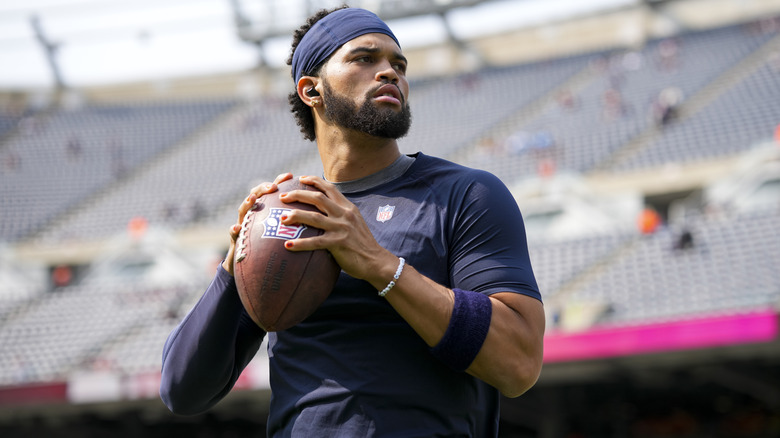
(159, 264, 266, 415)
(448, 170, 541, 301)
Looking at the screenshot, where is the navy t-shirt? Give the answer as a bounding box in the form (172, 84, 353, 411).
(160, 153, 540, 437)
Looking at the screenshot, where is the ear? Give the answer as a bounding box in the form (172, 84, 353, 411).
(296, 77, 321, 108)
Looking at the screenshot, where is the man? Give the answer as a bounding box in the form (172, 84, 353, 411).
(160, 7, 544, 437)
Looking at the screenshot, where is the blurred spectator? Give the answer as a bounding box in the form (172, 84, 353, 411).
(673, 228, 695, 251)
(650, 87, 683, 127)
(457, 71, 481, 91)
(621, 51, 644, 72)
(3, 149, 21, 171)
(656, 38, 680, 72)
(66, 134, 82, 161)
(504, 130, 555, 155)
(775, 122, 780, 146)
(109, 136, 126, 177)
(51, 265, 73, 288)
(505, 131, 531, 155)
(191, 199, 207, 223)
(537, 158, 556, 179)
(162, 203, 179, 222)
(239, 110, 265, 131)
(18, 115, 40, 136)
(607, 53, 627, 88)
(638, 207, 662, 234)
(602, 87, 630, 121)
(556, 88, 580, 112)
(127, 216, 148, 240)
(477, 136, 501, 155)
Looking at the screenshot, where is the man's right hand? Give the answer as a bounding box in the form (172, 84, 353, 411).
(222, 172, 293, 276)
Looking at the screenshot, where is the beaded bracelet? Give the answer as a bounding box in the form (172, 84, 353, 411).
(378, 257, 405, 297)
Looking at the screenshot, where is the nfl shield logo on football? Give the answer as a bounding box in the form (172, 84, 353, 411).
(263, 208, 307, 240)
(376, 205, 395, 223)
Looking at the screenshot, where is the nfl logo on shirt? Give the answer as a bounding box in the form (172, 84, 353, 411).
(376, 205, 395, 223)
(263, 208, 307, 240)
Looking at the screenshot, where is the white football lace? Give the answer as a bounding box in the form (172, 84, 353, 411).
(235, 202, 259, 262)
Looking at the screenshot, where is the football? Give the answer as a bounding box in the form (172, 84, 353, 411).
(233, 179, 340, 331)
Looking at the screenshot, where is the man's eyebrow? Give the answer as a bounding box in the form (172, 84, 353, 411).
(348, 47, 408, 64)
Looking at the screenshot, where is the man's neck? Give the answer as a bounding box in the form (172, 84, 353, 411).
(316, 128, 401, 182)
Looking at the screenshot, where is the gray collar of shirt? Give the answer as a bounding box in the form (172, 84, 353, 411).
(329, 154, 416, 194)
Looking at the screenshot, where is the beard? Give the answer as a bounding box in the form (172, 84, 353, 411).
(321, 80, 412, 139)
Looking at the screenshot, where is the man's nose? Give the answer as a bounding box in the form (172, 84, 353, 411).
(375, 60, 399, 84)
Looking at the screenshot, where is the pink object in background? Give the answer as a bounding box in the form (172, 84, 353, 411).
(544, 309, 778, 363)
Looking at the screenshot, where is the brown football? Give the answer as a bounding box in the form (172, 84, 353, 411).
(233, 179, 340, 331)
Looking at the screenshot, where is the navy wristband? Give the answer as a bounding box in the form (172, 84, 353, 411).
(430, 288, 493, 371)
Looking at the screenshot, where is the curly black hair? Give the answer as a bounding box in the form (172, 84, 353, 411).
(286, 5, 349, 142)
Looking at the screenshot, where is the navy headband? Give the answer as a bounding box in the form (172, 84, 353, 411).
(291, 8, 400, 84)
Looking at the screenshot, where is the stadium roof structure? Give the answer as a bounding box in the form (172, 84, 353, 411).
(3, 0, 780, 94)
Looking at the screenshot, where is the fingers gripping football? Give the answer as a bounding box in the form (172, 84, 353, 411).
(279, 175, 395, 284)
(232, 178, 340, 331)
(223, 173, 293, 275)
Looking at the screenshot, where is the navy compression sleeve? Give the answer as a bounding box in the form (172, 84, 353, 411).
(159, 265, 265, 415)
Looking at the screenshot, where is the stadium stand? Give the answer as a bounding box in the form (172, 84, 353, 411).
(461, 23, 779, 184)
(1, 9, 779, 437)
(34, 97, 308, 243)
(398, 52, 595, 159)
(2, 12, 779, 380)
(527, 231, 634, 301)
(32, 54, 596, 244)
(570, 208, 780, 324)
(615, 55, 780, 171)
(0, 100, 236, 243)
(0, 275, 207, 386)
(5, 22, 777, 246)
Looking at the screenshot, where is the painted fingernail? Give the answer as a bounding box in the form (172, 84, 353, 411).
(281, 215, 288, 221)
(285, 241, 294, 249)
